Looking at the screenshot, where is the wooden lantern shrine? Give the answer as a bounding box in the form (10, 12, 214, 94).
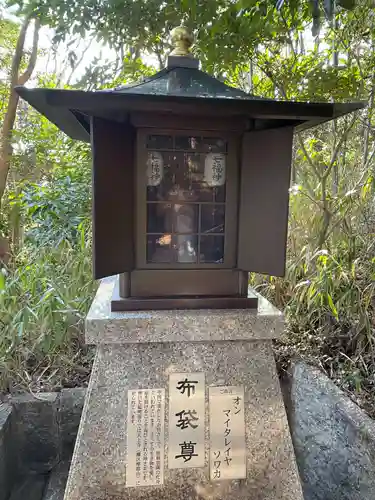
(16, 27, 364, 311)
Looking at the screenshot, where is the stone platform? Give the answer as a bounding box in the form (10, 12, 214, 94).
(64, 277, 303, 500)
(85, 276, 284, 344)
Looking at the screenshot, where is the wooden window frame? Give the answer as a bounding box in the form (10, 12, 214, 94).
(135, 128, 239, 270)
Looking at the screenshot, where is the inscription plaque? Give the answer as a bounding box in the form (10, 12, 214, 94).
(209, 386, 246, 480)
(126, 389, 165, 487)
(168, 372, 205, 469)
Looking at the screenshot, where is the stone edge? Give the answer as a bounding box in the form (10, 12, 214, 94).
(281, 360, 375, 500)
(0, 403, 12, 438)
(0, 403, 13, 500)
(85, 276, 284, 345)
(287, 361, 375, 441)
(0, 389, 86, 500)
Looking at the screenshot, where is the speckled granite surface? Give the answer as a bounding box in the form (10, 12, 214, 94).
(85, 276, 284, 344)
(64, 341, 303, 500)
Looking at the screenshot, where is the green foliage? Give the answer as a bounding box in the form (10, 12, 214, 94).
(253, 114, 375, 414)
(4, 0, 359, 78)
(0, 17, 18, 114)
(0, 108, 95, 390)
(257, 234, 375, 414)
(0, 111, 95, 390)
(0, 18, 18, 71)
(0, 26, 95, 390)
(75, 53, 156, 90)
(21, 174, 91, 246)
(0, 237, 96, 392)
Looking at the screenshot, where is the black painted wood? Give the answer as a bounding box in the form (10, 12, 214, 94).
(15, 86, 365, 142)
(130, 269, 244, 297)
(91, 117, 135, 279)
(111, 284, 258, 312)
(237, 127, 294, 277)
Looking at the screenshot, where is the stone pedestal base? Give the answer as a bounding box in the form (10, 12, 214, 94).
(64, 341, 303, 500)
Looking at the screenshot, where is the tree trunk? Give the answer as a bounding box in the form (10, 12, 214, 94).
(0, 16, 40, 216)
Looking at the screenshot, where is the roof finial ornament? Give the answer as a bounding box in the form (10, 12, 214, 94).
(170, 26, 194, 57)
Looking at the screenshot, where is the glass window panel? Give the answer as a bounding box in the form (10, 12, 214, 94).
(188, 154, 227, 203)
(202, 137, 227, 153)
(146, 151, 226, 203)
(173, 235, 198, 263)
(194, 184, 226, 203)
(146, 152, 196, 202)
(146, 152, 178, 201)
(175, 136, 201, 151)
(213, 185, 226, 203)
(162, 153, 200, 202)
(201, 204, 225, 234)
(147, 234, 172, 263)
(176, 152, 199, 198)
(146, 134, 173, 150)
(147, 203, 198, 234)
(147, 184, 161, 202)
(173, 203, 198, 233)
(147, 203, 173, 233)
(144, 133, 229, 266)
(199, 235, 225, 264)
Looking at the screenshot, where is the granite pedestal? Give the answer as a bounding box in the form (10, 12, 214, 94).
(64, 277, 303, 500)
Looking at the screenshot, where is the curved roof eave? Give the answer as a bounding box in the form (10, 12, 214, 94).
(15, 85, 366, 142)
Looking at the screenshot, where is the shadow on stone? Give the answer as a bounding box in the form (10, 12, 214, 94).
(11, 393, 61, 475)
(0, 404, 13, 500)
(43, 460, 71, 500)
(8, 474, 47, 500)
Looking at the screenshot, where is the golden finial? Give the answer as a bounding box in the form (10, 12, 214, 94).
(170, 26, 194, 57)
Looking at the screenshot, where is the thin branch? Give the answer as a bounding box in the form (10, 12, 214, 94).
(332, 28, 365, 81)
(363, 39, 375, 168)
(326, 113, 358, 178)
(44, 34, 54, 73)
(364, 147, 375, 170)
(299, 31, 305, 55)
(300, 175, 318, 199)
(10, 15, 31, 89)
(66, 37, 94, 85)
(154, 42, 166, 70)
(296, 133, 322, 178)
(325, 205, 352, 241)
(280, 12, 297, 57)
(318, 174, 332, 248)
(18, 18, 40, 86)
(299, 189, 325, 211)
(254, 60, 287, 98)
(359, 117, 375, 133)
